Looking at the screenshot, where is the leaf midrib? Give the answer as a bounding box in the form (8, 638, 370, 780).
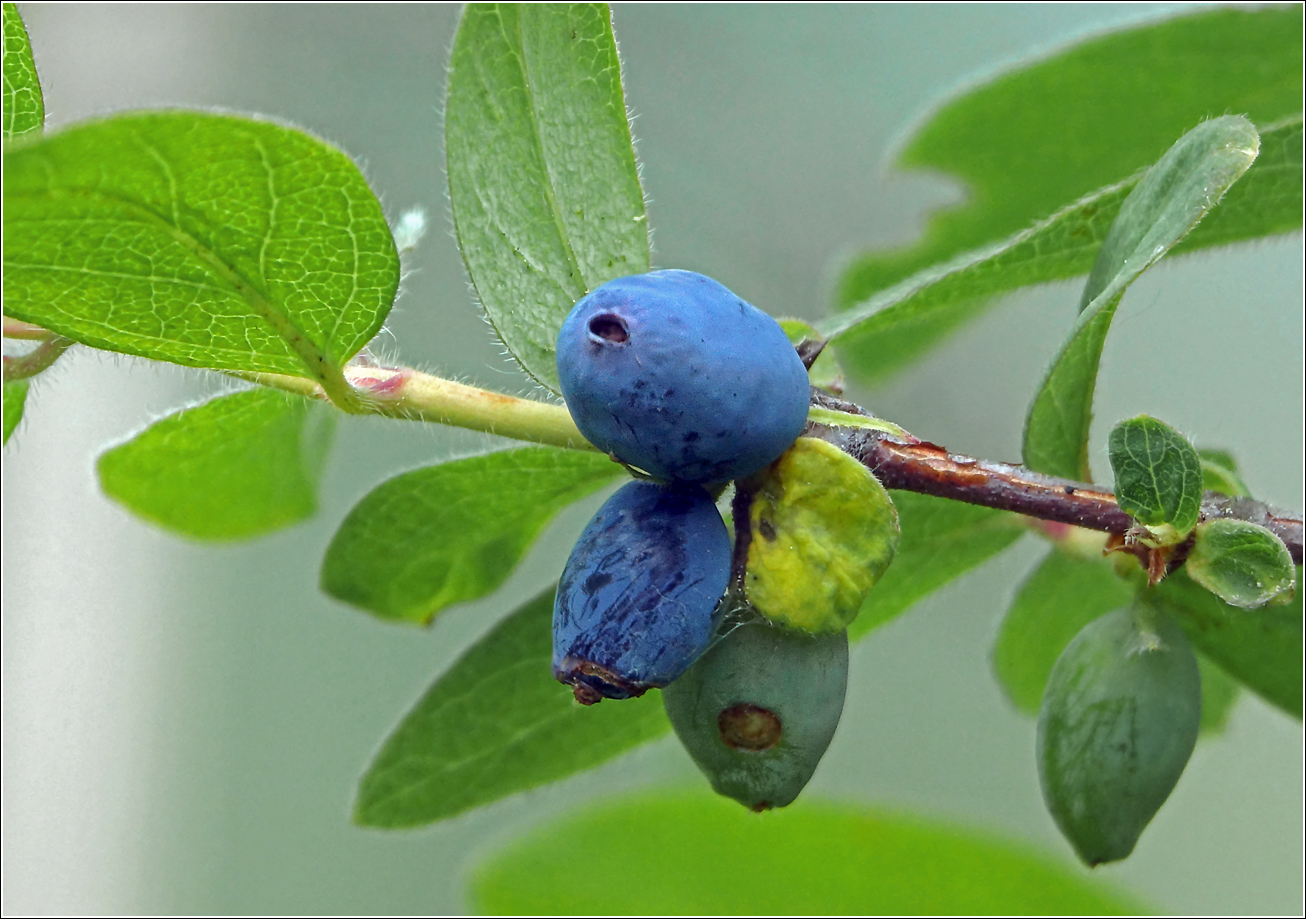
(5, 185, 342, 384)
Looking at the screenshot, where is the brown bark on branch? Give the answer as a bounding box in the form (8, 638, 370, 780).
(806, 391, 1304, 566)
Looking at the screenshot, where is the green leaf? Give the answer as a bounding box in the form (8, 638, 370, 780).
(830, 7, 1302, 381)
(97, 388, 335, 541)
(992, 549, 1132, 715)
(354, 587, 670, 828)
(1176, 115, 1303, 253)
(991, 548, 1239, 735)
(1107, 416, 1204, 545)
(1197, 654, 1240, 737)
(3, 2, 43, 139)
(779, 318, 843, 393)
(1149, 569, 1303, 719)
(1185, 519, 1296, 609)
(2, 378, 29, 444)
(820, 118, 1299, 363)
(1198, 447, 1248, 498)
(850, 491, 1022, 640)
(2, 112, 399, 400)
(321, 447, 623, 624)
(472, 794, 1146, 914)
(446, 3, 649, 392)
(1022, 116, 1260, 481)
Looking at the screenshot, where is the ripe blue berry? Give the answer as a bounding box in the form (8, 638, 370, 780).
(553, 479, 731, 703)
(556, 270, 811, 484)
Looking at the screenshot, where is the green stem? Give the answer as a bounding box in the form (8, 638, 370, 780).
(3, 335, 74, 381)
(244, 363, 598, 452)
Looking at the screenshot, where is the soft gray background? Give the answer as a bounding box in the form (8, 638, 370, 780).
(3, 3, 1301, 914)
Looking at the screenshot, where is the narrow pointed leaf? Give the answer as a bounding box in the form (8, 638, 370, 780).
(1149, 569, 1303, 719)
(850, 491, 1023, 640)
(1108, 415, 1204, 544)
(97, 389, 335, 540)
(820, 119, 1300, 359)
(2, 379, 29, 444)
(446, 3, 649, 392)
(829, 7, 1301, 382)
(321, 447, 623, 624)
(1186, 519, 1296, 609)
(992, 549, 1132, 715)
(473, 794, 1145, 915)
(1022, 116, 1259, 480)
(354, 587, 670, 828)
(3, 2, 42, 139)
(3, 112, 399, 397)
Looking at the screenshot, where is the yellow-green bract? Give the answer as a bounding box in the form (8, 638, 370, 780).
(745, 437, 899, 632)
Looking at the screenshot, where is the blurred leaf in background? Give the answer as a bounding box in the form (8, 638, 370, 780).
(473, 794, 1147, 914)
(830, 7, 1302, 383)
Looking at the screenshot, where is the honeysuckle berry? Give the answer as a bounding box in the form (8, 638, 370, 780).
(553, 479, 730, 703)
(556, 269, 811, 484)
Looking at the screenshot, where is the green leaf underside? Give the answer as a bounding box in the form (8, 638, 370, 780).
(2, 379, 30, 444)
(1150, 569, 1303, 719)
(851, 491, 1023, 640)
(1021, 116, 1259, 481)
(353, 586, 669, 828)
(472, 794, 1145, 915)
(1186, 519, 1297, 609)
(2, 112, 398, 384)
(829, 7, 1302, 382)
(321, 447, 623, 624)
(993, 550, 1132, 715)
(97, 388, 335, 540)
(1107, 416, 1203, 534)
(3, 2, 43, 140)
(446, 3, 649, 392)
(992, 549, 1239, 733)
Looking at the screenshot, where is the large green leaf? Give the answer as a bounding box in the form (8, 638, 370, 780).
(3, 112, 398, 400)
(446, 3, 649, 392)
(97, 388, 335, 540)
(3, 2, 42, 139)
(991, 549, 1238, 733)
(992, 549, 1132, 715)
(321, 447, 623, 625)
(850, 491, 1023, 639)
(2, 379, 28, 444)
(831, 7, 1302, 381)
(3, 3, 42, 446)
(354, 587, 670, 828)
(1022, 116, 1260, 480)
(472, 794, 1145, 914)
(1150, 569, 1303, 720)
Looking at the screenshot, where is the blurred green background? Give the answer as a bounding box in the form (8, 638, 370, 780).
(3, 3, 1301, 913)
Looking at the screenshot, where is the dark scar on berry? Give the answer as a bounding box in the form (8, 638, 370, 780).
(718, 703, 782, 751)
(588, 314, 629, 343)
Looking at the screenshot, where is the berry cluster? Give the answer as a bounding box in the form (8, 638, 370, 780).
(552, 270, 809, 706)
